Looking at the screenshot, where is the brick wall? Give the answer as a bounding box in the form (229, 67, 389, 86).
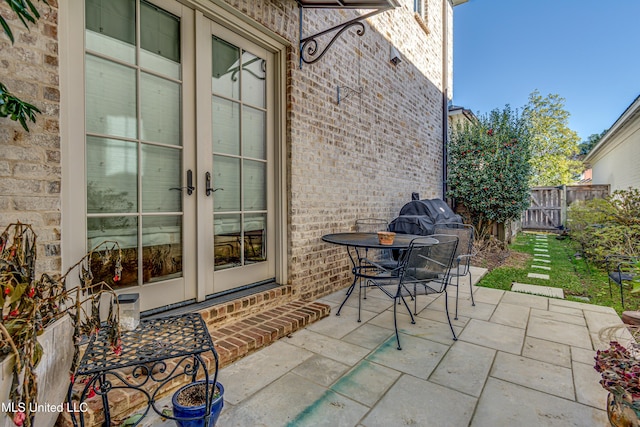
(0, 0, 61, 275)
(0, 0, 451, 303)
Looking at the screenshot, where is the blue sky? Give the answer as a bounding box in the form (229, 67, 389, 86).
(452, 0, 640, 142)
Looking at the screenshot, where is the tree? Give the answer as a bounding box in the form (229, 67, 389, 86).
(447, 106, 532, 240)
(523, 90, 582, 186)
(0, 0, 46, 132)
(578, 130, 607, 156)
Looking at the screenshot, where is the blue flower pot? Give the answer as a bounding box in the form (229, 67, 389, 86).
(171, 381, 224, 427)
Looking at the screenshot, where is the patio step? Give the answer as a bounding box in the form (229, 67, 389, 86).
(57, 294, 331, 426)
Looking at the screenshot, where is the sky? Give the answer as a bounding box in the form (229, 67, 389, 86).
(452, 0, 640, 142)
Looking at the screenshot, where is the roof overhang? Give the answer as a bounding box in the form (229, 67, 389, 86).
(296, 0, 400, 67)
(296, 0, 399, 9)
(584, 94, 640, 164)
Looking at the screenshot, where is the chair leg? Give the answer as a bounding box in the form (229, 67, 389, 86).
(621, 282, 625, 309)
(444, 290, 458, 341)
(357, 278, 363, 323)
(454, 275, 460, 320)
(469, 272, 475, 307)
(608, 277, 613, 298)
(399, 295, 415, 324)
(393, 298, 402, 350)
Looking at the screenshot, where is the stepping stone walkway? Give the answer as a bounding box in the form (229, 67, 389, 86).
(511, 234, 565, 299)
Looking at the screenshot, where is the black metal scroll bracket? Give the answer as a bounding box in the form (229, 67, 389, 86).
(298, 4, 394, 68)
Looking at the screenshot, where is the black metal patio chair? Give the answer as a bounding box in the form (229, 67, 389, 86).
(606, 255, 639, 308)
(433, 223, 476, 319)
(364, 234, 459, 350)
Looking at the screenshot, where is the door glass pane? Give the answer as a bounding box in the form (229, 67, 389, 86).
(85, 0, 135, 64)
(212, 97, 240, 155)
(214, 214, 241, 270)
(87, 136, 138, 214)
(142, 215, 183, 283)
(212, 36, 239, 100)
(243, 160, 266, 211)
(213, 156, 240, 212)
(86, 55, 137, 139)
(88, 216, 138, 288)
(244, 214, 266, 264)
(241, 51, 265, 108)
(140, 1, 180, 78)
(242, 106, 265, 159)
(141, 72, 181, 145)
(142, 145, 181, 212)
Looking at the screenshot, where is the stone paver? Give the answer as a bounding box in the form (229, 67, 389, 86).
(535, 253, 551, 257)
(491, 352, 574, 399)
(458, 319, 525, 354)
(528, 316, 592, 349)
(471, 378, 608, 427)
(362, 375, 477, 427)
(522, 336, 571, 368)
(532, 264, 551, 270)
(429, 341, 495, 397)
(533, 258, 551, 263)
(512, 282, 563, 298)
(528, 272, 550, 280)
(366, 334, 449, 379)
(490, 302, 530, 329)
(330, 359, 401, 406)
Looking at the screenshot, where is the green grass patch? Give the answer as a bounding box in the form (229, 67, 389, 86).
(477, 232, 640, 315)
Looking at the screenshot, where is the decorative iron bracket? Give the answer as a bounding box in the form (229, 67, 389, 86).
(297, 2, 397, 68)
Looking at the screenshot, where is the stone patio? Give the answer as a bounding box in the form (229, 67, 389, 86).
(140, 265, 629, 426)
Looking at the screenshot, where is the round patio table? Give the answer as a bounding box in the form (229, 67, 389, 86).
(322, 232, 438, 317)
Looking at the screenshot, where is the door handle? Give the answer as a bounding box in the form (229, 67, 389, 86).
(170, 169, 195, 195)
(205, 172, 223, 196)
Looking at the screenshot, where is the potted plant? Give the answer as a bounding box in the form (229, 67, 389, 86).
(171, 380, 224, 427)
(595, 329, 640, 426)
(1, 222, 123, 427)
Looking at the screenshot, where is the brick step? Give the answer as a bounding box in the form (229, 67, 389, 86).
(57, 298, 331, 426)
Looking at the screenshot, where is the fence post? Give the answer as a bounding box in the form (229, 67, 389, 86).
(560, 185, 567, 229)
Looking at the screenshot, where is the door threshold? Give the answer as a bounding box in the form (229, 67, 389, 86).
(142, 280, 279, 319)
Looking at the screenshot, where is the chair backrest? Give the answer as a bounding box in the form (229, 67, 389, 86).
(433, 223, 474, 273)
(355, 218, 389, 233)
(400, 234, 459, 293)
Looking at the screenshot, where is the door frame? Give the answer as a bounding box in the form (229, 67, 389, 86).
(59, 0, 288, 309)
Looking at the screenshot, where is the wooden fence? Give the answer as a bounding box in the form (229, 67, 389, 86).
(521, 184, 610, 231)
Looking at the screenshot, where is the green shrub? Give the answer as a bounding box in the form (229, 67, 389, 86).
(567, 187, 640, 264)
(448, 106, 532, 240)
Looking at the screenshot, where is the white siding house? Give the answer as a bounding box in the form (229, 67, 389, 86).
(584, 95, 640, 191)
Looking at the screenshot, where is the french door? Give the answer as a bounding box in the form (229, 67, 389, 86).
(81, 0, 275, 311)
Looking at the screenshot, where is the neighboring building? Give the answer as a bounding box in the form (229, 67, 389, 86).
(448, 104, 477, 129)
(576, 168, 592, 184)
(0, 0, 463, 314)
(584, 95, 640, 192)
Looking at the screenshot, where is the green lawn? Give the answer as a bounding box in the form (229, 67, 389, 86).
(477, 232, 640, 315)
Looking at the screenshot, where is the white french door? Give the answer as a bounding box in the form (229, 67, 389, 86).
(195, 14, 275, 297)
(80, 0, 276, 311)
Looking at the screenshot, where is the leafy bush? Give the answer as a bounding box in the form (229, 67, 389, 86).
(448, 106, 532, 240)
(568, 188, 640, 264)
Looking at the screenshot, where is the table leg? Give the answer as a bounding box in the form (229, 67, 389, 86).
(335, 245, 361, 316)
